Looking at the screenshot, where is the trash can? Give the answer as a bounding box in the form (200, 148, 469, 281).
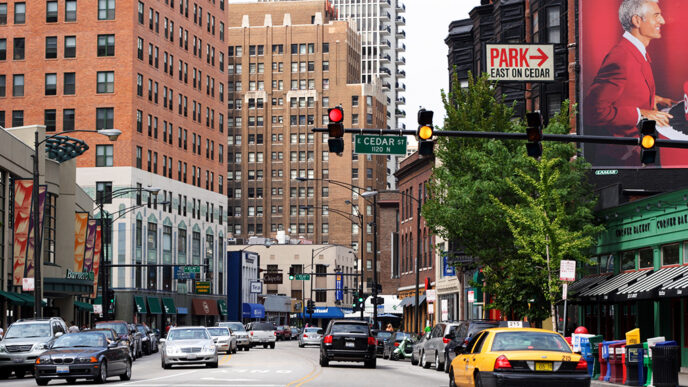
(589, 335, 603, 380)
(580, 337, 594, 377)
(610, 341, 627, 383)
(652, 341, 680, 387)
(602, 340, 624, 381)
(646, 336, 667, 386)
(625, 344, 644, 386)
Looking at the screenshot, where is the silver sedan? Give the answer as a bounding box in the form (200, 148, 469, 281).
(207, 327, 237, 354)
(160, 327, 218, 369)
(298, 327, 323, 347)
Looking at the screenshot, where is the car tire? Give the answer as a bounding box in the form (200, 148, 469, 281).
(391, 351, 398, 361)
(232, 347, 237, 354)
(270, 343, 275, 349)
(365, 358, 376, 369)
(244, 346, 250, 351)
(35, 378, 49, 386)
(474, 372, 484, 387)
(95, 360, 108, 384)
(435, 353, 443, 371)
(120, 360, 132, 381)
(421, 352, 430, 369)
(162, 357, 171, 369)
(66, 377, 77, 384)
(207, 362, 218, 368)
(449, 367, 457, 387)
(410, 353, 418, 366)
(298, 343, 304, 348)
(263, 344, 268, 349)
(319, 356, 329, 367)
(15, 369, 26, 379)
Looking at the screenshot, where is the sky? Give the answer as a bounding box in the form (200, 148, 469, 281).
(226, 0, 480, 129)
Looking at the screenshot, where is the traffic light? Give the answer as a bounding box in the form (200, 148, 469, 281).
(352, 291, 359, 310)
(327, 106, 345, 155)
(307, 300, 315, 315)
(417, 108, 434, 156)
(638, 118, 657, 164)
(525, 111, 543, 158)
(288, 267, 295, 280)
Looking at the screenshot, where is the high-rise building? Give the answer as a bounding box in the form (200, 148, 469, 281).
(0, 0, 228, 325)
(226, 0, 387, 291)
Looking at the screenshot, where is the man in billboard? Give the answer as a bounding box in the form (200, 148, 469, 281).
(584, 0, 676, 166)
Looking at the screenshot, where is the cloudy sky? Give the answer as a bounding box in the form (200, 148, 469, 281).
(226, 0, 479, 129)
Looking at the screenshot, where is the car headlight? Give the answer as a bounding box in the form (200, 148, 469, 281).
(32, 343, 49, 352)
(166, 345, 181, 355)
(36, 355, 51, 364)
(0, 345, 7, 353)
(202, 345, 215, 353)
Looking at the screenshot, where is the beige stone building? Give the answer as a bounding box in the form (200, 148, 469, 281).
(226, 1, 388, 293)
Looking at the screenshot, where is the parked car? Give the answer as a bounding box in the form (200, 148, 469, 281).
(128, 324, 143, 359)
(135, 324, 153, 355)
(290, 327, 300, 340)
(160, 327, 217, 369)
(275, 326, 292, 341)
(444, 320, 500, 373)
(95, 321, 135, 361)
(207, 327, 237, 354)
(371, 330, 393, 357)
(145, 325, 159, 353)
(89, 328, 131, 355)
(382, 332, 415, 360)
(218, 322, 250, 351)
(319, 320, 376, 368)
(411, 331, 431, 366)
(419, 322, 462, 371)
(0, 317, 68, 379)
(34, 331, 131, 385)
(298, 327, 323, 347)
(245, 322, 276, 349)
(449, 327, 590, 387)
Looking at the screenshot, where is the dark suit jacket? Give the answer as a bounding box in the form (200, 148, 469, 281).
(584, 38, 656, 166)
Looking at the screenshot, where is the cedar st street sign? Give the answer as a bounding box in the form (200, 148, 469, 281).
(354, 135, 407, 155)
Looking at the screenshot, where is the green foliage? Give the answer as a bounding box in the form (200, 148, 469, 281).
(424, 73, 603, 324)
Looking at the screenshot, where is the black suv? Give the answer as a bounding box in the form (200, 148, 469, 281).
(443, 320, 500, 373)
(319, 320, 376, 368)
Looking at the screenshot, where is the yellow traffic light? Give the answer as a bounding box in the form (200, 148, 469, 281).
(641, 135, 655, 149)
(418, 125, 433, 140)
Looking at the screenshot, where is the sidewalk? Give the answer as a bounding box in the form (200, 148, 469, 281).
(590, 372, 688, 387)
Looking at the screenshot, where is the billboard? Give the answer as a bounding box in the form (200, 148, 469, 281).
(580, 0, 688, 168)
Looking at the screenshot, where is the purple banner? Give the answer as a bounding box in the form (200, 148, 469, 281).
(83, 219, 97, 273)
(24, 185, 47, 280)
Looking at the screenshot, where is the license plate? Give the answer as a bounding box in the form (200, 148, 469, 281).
(345, 342, 355, 348)
(535, 362, 552, 371)
(56, 366, 69, 373)
(12, 357, 23, 363)
(187, 354, 197, 360)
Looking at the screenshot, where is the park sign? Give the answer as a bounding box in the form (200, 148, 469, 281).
(485, 44, 554, 82)
(354, 135, 407, 155)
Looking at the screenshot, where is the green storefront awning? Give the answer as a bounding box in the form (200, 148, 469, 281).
(218, 299, 227, 315)
(0, 290, 27, 305)
(74, 301, 93, 312)
(16, 293, 47, 306)
(147, 296, 162, 314)
(134, 296, 147, 314)
(161, 297, 176, 314)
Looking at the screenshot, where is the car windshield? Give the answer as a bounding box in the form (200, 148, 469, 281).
(490, 331, 572, 353)
(136, 326, 146, 334)
(221, 323, 245, 332)
(4, 323, 51, 339)
(375, 331, 392, 339)
(331, 324, 368, 334)
(96, 323, 127, 336)
(304, 328, 321, 333)
(207, 328, 230, 336)
(52, 333, 107, 348)
(92, 330, 115, 340)
(395, 333, 411, 341)
(167, 329, 210, 341)
(468, 322, 499, 336)
(250, 322, 274, 331)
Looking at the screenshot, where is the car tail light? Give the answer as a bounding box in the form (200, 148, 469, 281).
(303, 334, 308, 338)
(394, 342, 400, 347)
(494, 355, 512, 370)
(323, 335, 333, 344)
(368, 337, 376, 346)
(443, 338, 450, 344)
(274, 332, 277, 336)
(250, 331, 254, 336)
(576, 358, 588, 370)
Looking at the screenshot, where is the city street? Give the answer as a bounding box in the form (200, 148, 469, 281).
(0, 340, 448, 387)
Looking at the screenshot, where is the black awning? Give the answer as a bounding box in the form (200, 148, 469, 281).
(577, 271, 650, 302)
(568, 274, 612, 296)
(658, 268, 688, 298)
(616, 266, 688, 301)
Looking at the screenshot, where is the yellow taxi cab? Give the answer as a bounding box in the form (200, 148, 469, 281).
(448, 324, 590, 387)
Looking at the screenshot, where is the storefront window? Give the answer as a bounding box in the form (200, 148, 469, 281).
(639, 248, 654, 268)
(583, 256, 599, 275)
(662, 243, 679, 266)
(600, 254, 615, 273)
(621, 250, 636, 271)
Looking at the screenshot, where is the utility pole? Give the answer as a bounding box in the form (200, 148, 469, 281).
(372, 194, 379, 328)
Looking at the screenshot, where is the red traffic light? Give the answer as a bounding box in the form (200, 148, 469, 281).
(328, 107, 343, 123)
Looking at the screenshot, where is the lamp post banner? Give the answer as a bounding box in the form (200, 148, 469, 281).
(24, 185, 47, 281)
(83, 219, 97, 273)
(91, 226, 102, 298)
(335, 274, 343, 301)
(12, 179, 33, 286)
(73, 212, 89, 272)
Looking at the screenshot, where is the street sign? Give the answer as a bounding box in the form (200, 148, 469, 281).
(426, 289, 436, 303)
(195, 281, 211, 294)
(184, 266, 201, 273)
(174, 266, 198, 280)
(485, 44, 554, 81)
(559, 260, 576, 282)
(354, 135, 407, 155)
(294, 274, 310, 281)
(93, 304, 102, 314)
(22, 278, 34, 292)
(250, 281, 262, 294)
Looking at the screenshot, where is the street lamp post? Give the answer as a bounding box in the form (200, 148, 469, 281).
(32, 128, 121, 318)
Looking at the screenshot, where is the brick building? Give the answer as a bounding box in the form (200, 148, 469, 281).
(0, 0, 228, 327)
(226, 0, 387, 293)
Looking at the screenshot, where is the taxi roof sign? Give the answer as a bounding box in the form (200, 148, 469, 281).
(498, 321, 531, 328)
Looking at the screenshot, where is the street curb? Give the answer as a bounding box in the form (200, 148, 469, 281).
(591, 381, 688, 387)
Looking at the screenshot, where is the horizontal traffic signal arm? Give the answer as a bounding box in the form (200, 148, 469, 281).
(311, 127, 688, 149)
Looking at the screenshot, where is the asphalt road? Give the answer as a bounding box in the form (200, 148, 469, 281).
(0, 340, 449, 387)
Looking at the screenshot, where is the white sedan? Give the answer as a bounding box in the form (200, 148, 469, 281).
(160, 327, 218, 369)
(207, 327, 237, 354)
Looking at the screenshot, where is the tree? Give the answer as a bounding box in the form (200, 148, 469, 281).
(423, 73, 602, 325)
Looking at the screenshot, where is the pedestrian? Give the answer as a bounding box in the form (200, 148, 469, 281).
(68, 321, 79, 333)
(385, 323, 394, 332)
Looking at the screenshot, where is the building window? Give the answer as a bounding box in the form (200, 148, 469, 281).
(11, 110, 23, 126)
(13, 37, 24, 60)
(0, 4, 6, 25)
(12, 74, 24, 96)
(46, 1, 58, 22)
(63, 109, 75, 131)
(44, 109, 56, 131)
(546, 6, 561, 44)
(662, 243, 679, 266)
(45, 73, 57, 95)
(96, 181, 112, 204)
(98, 0, 115, 20)
(96, 71, 114, 93)
(64, 36, 76, 58)
(64, 72, 75, 95)
(98, 34, 115, 56)
(14, 2, 25, 24)
(136, 146, 142, 168)
(95, 144, 113, 167)
(0, 75, 5, 97)
(45, 37, 58, 59)
(65, 0, 77, 21)
(96, 107, 114, 129)
(0, 39, 5, 60)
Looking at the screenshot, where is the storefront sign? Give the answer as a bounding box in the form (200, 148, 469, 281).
(486, 44, 554, 81)
(66, 269, 94, 281)
(443, 256, 456, 277)
(250, 281, 262, 294)
(195, 281, 211, 294)
(263, 272, 283, 285)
